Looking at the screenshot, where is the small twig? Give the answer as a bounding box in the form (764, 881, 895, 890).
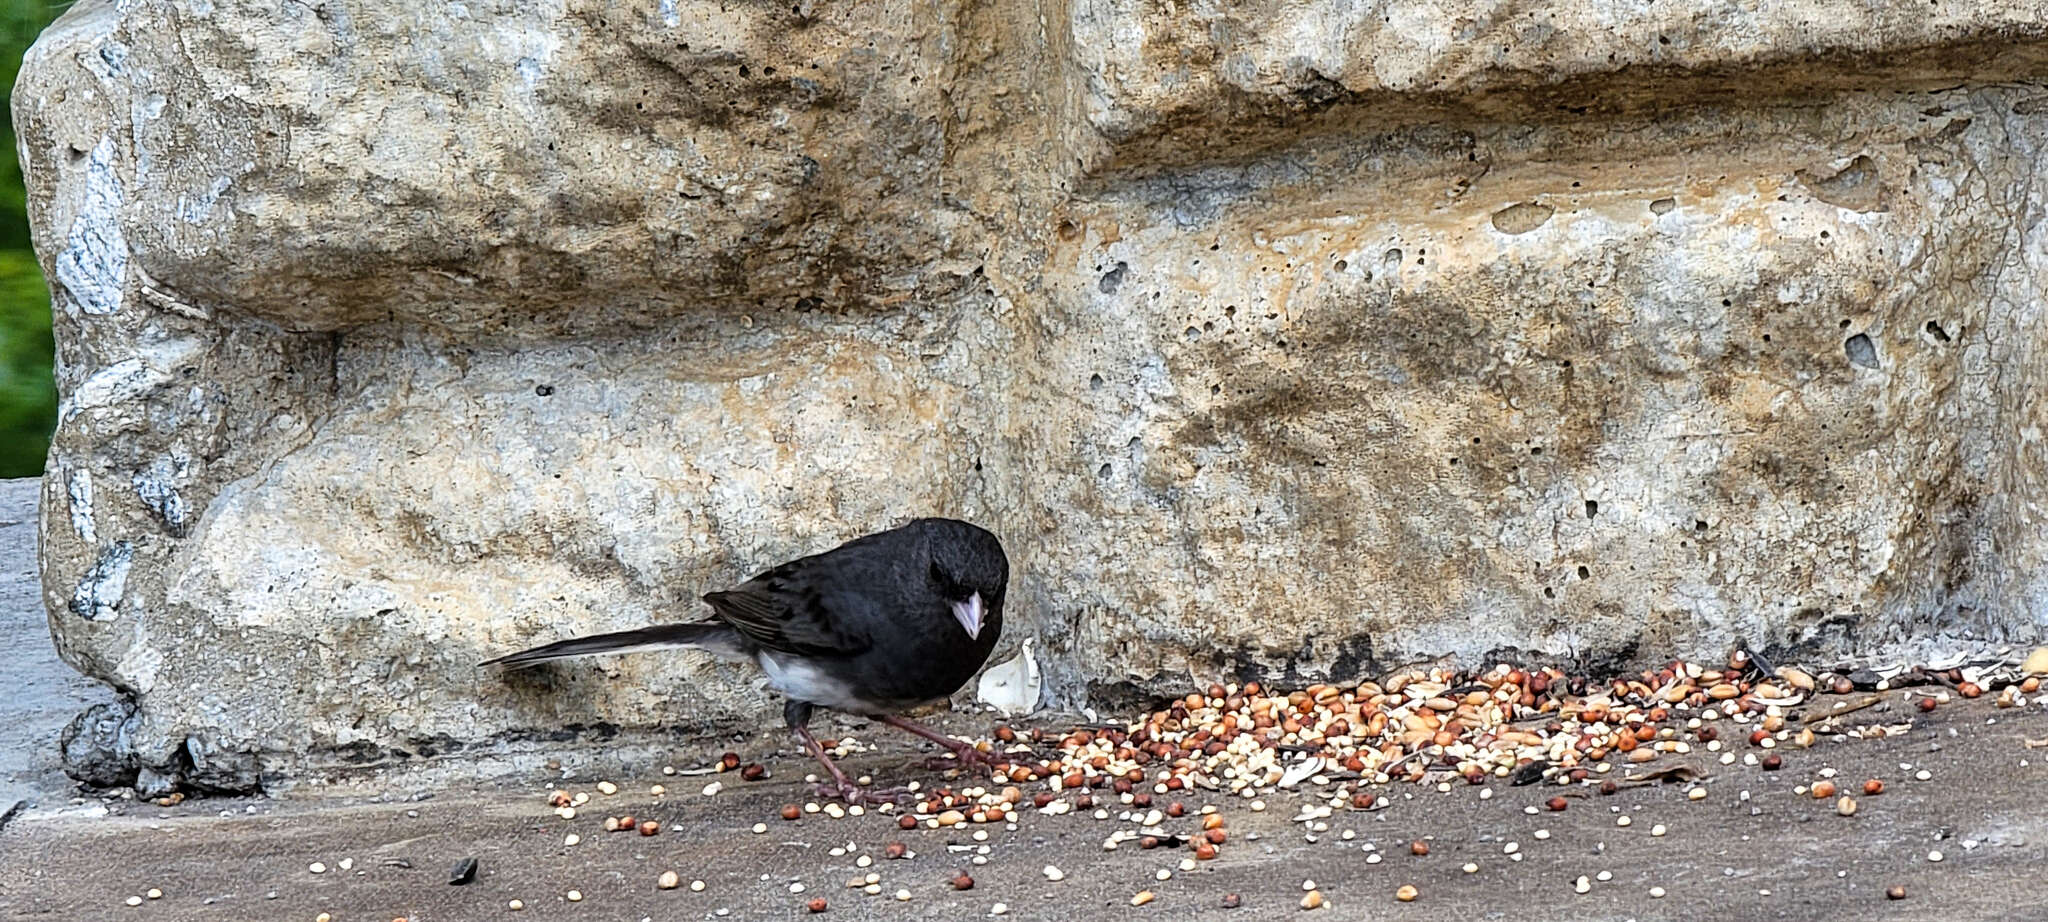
(1803, 694, 1882, 725)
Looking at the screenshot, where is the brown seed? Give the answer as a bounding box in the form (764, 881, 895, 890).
(2027, 677, 2042, 693)
(1409, 840, 1429, 856)
(951, 873, 974, 891)
(884, 842, 908, 859)
(1959, 682, 1983, 699)
(897, 815, 917, 830)
(806, 897, 828, 913)
(1546, 796, 1568, 812)
(1761, 754, 1783, 771)
(1863, 779, 1884, 795)
(1886, 885, 1906, 900)
(1301, 890, 1324, 910)
(742, 763, 767, 781)
(1202, 814, 1225, 830)
(720, 752, 741, 771)
(1599, 780, 1618, 795)
(1395, 884, 1419, 902)
(1830, 676, 1855, 695)
(639, 820, 660, 836)
(1221, 893, 1242, 909)
(782, 804, 802, 820)
(1167, 802, 1186, 817)
(1140, 836, 1161, 850)
(1917, 698, 1937, 713)
(1132, 890, 1156, 907)
(1195, 843, 1218, 860)
(1812, 780, 1837, 799)
(1206, 828, 1228, 845)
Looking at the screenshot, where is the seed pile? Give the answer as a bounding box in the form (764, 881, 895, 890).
(863, 652, 2048, 844)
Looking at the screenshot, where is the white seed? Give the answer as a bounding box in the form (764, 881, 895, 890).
(1597, 870, 1613, 881)
(508, 899, 525, 911)
(1534, 829, 1551, 840)
(566, 890, 582, 902)
(1462, 863, 1479, 874)
(1928, 850, 1945, 862)
(895, 889, 912, 901)
(650, 784, 666, 796)
(309, 863, 327, 874)
(702, 782, 723, 797)
(1650, 824, 1667, 837)
(124, 897, 143, 907)
(752, 823, 768, 834)
(1044, 865, 1065, 881)
(1156, 869, 1172, 881)
(1688, 788, 1708, 801)
(691, 880, 706, 892)
(1302, 880, 1317, 892)
(790, 883, 806, 894)
(1573, 876, 1591, 894)
(146, 890, 162, 900)
(658, 871, 680, 890)
(1650, 886, 1666, 898)
(565, 834, 581, 846)
(598, 781, 618, 795)
(990, 903, 1009, 916)
(1616, 816, 1632, 827)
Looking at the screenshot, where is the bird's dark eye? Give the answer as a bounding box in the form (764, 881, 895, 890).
(929, 561, 961, 598)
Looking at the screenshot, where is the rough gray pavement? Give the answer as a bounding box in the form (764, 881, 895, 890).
(2, 695, 2045, 920)
(0, 477, 113, 823)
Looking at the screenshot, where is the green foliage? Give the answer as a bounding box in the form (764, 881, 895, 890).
(0, 0, 63, 476)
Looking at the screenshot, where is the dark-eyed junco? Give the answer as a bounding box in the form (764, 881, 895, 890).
(484, 517, 1009, 802)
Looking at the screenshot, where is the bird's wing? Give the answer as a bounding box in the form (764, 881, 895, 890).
(701, 569, 873, 658)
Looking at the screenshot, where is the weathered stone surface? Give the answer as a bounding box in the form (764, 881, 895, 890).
(16, 0, 2048, 788)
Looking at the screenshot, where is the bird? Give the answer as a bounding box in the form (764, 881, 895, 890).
(482, 517, 1010, 803)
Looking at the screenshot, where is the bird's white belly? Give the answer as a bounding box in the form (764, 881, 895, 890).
(757, 653, 889, 713)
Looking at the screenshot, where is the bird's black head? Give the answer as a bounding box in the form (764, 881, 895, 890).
(917, 518, 1008, 642)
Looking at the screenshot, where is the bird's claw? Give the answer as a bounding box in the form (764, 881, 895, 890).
(814, 781, 913, 806)
(923, 746, 1008, 776)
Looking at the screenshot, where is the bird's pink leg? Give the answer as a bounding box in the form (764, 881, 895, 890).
(876, 714, 1005, 773)
(793, 725, 910, 805)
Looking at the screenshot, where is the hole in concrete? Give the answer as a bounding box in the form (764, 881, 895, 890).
(1577, 565, 1590, 579)
(1844, 333, 1880, 369)
(1649, 197, 1676, 215)
(1089, 373, 1103, 390)
(1097, 463, 1112, 478)
(1585, 500, 1599, 518)
(534, 384, 555, 397)
(1925, 320, 1951, 342)
(1334, 259, 1348, 272)
(1098, 261, 1128, 294)
(1491, 201, 1555, 234)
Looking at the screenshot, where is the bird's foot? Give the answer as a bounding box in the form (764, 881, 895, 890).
(922, 744, 1008, 776)
(813, 780, 914, 806)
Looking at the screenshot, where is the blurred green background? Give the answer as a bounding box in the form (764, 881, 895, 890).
(0, 0, 59, 478)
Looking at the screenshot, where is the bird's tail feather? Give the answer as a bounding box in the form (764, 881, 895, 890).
(480, 622, 745, 669)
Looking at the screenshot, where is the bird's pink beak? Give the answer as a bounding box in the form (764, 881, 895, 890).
(951, 592, 984, 640)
